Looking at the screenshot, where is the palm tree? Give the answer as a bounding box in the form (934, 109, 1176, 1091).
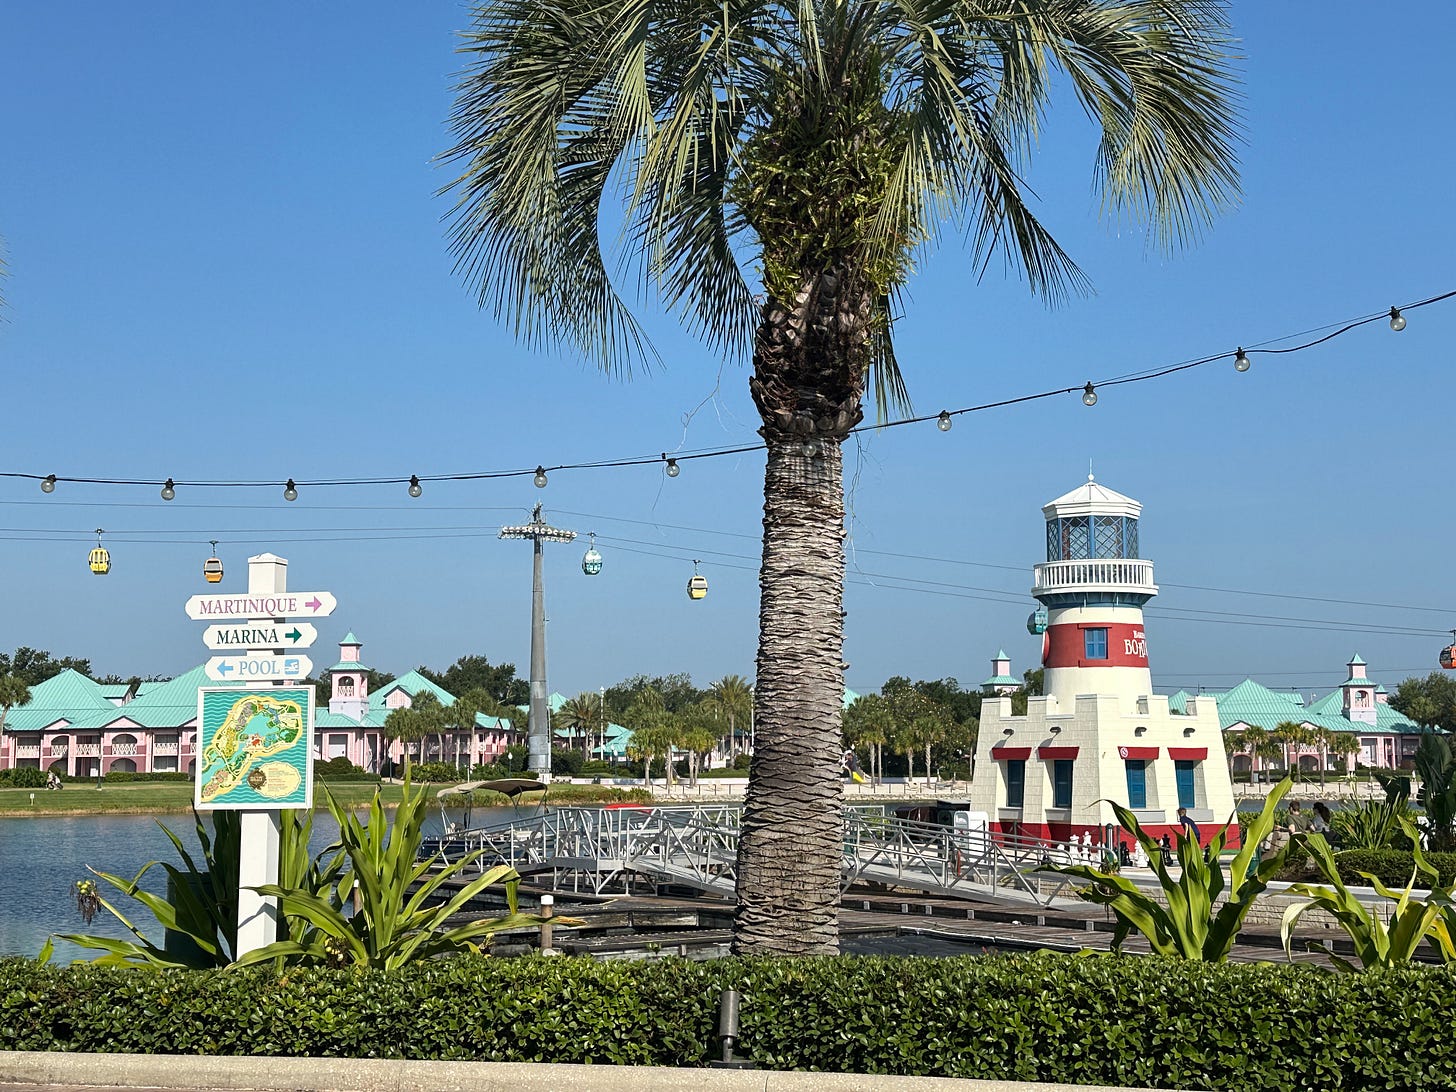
(1273, 721, 1315, 782)
(385, 693, 446, 778)
(555, 692, 606, 760)
(709, 675, 754, 758)
(1224, 729, 1246, 780)
(0, 674, 31, 733)
(443, 1, 1239, 955)
(843, 694, 892, 784)
(449, 688, 502, 771)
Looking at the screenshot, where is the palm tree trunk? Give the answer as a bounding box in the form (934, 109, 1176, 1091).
(735, 436, 847, 956)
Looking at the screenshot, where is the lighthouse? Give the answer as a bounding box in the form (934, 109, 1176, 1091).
(970, 477, 1234, 847)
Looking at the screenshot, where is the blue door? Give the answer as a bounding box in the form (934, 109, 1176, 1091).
(1175, 760, 1197, 808)
(1125, 760, 1147, 808)
(1005, 759, 1026, 807)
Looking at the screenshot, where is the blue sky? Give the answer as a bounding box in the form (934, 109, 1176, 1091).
(2, 3, 1453, 703)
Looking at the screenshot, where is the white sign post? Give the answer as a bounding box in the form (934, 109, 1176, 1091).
(204, 653, 313, 682)
(201, 622, 318, 651)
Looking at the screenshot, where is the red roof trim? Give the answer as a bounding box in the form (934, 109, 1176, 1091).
(1037, 745, 1080, 760)
(990, 746, 1032, 761)
(1168, 747, 1208, 761)
(1117, 746, 1160, 760)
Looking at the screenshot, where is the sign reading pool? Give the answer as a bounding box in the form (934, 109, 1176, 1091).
(195, 686, 314, 810)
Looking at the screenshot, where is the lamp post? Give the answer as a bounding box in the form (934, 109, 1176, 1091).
(599, 685, 606, 766)
(500, 504, 576, 784)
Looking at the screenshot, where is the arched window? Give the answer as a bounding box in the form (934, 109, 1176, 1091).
(339, 676, 355, 696)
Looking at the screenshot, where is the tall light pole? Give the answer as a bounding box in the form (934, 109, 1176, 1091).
(500, 504, 575, 783)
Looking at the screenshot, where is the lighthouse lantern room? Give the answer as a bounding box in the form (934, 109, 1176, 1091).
(970, 476, 1235, 846)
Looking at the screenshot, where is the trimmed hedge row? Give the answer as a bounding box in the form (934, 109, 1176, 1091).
(4, 954, 1456, 1088)
(1332, 849, 1456, 889)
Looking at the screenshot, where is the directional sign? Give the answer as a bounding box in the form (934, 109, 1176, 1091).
(204, 653, 313, 683)
(202, 622, 318, 651)
(185, 591, 337, 621)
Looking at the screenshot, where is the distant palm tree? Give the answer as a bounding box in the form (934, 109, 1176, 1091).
(385, 693, 446, 778)
(555, 692, 605, 760)
(1273, 721, 1315, 780)
(444, 0, 1240, 954)
(843, 694, 892, 783)
(709, 676, 753, 757)
(0, 674, 30, 733)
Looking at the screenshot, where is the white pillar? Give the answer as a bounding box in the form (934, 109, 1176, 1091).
(233, 553, 288, 958)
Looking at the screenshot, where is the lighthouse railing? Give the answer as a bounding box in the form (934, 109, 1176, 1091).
(1033, 558, 1155, 593)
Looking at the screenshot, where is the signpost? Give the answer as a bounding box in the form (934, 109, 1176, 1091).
(201, 622, 317, 651)
(185, 591, 336, 621)
(204, 653, 313, 682)
(188, 553, 336, 959)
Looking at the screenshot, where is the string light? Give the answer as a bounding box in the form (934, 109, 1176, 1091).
(408, 475, 423, 498)
(283, 479, 298, 502)
(160, 479, 176, 501)
(664, 456, 680, 477)
(6, 289, 1451, 499)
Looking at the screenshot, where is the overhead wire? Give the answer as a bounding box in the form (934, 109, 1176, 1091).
(4, 288, 1451, 494)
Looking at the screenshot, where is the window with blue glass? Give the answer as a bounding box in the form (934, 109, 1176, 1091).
(1124, 760, 1147, 808)
(1175, 760, 1197, 808)
(1052, 760, 1074, 808)
(1004, 759, 1025, 808)
(1084, 627, 1108, 660)
(1092, 514, 1124, 558)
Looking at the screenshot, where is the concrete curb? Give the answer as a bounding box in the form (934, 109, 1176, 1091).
(0, 1052, 1165, 1092)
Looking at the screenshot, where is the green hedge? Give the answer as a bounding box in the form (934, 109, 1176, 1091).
(1332, 849, 1456, 889)
(4, 955, 1456, 1088)
(100, 771, 192, 783)
(0, 768, 46, 788)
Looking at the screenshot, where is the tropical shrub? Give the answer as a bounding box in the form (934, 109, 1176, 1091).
(1330, 797, 1419, 851)
(1330, 850, 1456, 889)
(100, 771, 192, 783)
(313, 757, 377, 781)
(0, 767, 47, 788)
(1055, 778, 1294, 959)
(411, 762, 466, 783)
(1282, 822, 1455, 972)
(6, 955, 1456, 1088)
(238, 779, 546, 969)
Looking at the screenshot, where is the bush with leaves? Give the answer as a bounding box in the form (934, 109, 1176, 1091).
(0, 767, 46, 788)
(1055, 777, 1294, 958)
(1282, 820, 1456, 971)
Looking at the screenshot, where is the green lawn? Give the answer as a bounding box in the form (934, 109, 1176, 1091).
(0, 780, 407, 817)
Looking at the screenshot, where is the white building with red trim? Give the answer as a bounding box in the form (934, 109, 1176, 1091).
(970, 477, 1236, 847)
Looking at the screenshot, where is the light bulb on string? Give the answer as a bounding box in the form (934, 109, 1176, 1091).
(1082, 382, 1098, 407)
(937, 411, 952, 432)
(664, 456, 680, 478)
(533, 466, 549, 488)
(408, 475, 423, 498)
(283, 479, 298, 502)
(1234, 348, 1251, 373)
(160, 478, 176, 501)
(1389, 306, 1406, 332)
(40, 475, 56, 494)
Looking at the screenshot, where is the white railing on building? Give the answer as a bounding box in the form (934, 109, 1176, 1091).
(1033, 558, 1156, 594)
(47, 745, 69, 757)
(14, 745, 40, 758)
(153, 742, 179, 754)
(111, 742, 139, 756)
(74, 743, 100, 757)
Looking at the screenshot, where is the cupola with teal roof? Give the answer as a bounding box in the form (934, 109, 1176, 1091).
(329, 631, 369, 720)
(1340, 653, 1378, 726)
(981, 649, 1020, 695)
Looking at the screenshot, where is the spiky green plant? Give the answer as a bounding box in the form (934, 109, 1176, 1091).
(235, 778, 548, 969)
(1054, 777, 1294, 959)
(1281, 819, 1456, 971)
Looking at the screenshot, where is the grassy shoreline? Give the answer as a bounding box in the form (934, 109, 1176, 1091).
(0, 780, 651, 818)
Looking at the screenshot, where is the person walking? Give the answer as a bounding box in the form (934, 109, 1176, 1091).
(1177, 806, 1201, 843)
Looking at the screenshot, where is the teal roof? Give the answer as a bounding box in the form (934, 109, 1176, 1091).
(114, 666, 214, 728)
(331, 660, 369, 672)
(1338, 676, 1376, 689)
(981, 674, 1020, 688)
(1203, 679, 1347, 734)
(3, 669, 114, 732)
(340, 632, 360, 645)
(315, 708, 389, 729)
(370, 670, 454, 708)
(1306, 690, 1422, 734)
(843, 688, 860, 709)
(995, 649, 1009, 661)
(1348, 654, 1366, 666)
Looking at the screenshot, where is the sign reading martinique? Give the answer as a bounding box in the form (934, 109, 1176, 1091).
(194, 686, 314, 810)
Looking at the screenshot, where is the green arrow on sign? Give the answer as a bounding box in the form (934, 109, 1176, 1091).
(286, 628, 303, 643)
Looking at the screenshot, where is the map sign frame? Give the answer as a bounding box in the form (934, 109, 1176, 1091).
(194, 686, 314, 810)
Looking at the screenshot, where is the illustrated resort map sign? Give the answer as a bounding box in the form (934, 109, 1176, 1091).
(195, 686, 314, 810)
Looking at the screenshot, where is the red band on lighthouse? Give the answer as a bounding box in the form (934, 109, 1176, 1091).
(1044, 622, 1149, 669)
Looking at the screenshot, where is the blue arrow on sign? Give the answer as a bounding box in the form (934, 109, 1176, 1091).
(218, 662, 234, 676)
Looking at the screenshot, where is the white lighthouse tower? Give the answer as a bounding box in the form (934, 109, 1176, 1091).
(970, 476, 1234, 847)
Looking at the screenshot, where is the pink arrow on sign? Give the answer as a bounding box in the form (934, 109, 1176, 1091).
(306, 596, 322, 611)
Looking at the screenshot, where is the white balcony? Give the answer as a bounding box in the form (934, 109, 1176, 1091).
(46, 745, 69, 757)
(14, 745, 40, 759)
(110, 743, 139, 756)
(1033, 558, 1156, 596)
(153, 742, 179, 755)
(74, 743, 100, 757)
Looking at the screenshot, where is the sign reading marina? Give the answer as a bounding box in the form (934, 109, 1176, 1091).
(195, 686, 314, 810)
(202, 622, 317, 651)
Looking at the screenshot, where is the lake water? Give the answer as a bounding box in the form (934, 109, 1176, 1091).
(0, 812, 344, 961)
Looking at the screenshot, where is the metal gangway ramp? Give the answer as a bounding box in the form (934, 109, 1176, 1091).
(434, 803, 1072, 907)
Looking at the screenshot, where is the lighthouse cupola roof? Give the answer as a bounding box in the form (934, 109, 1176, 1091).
(1041, 474, 1142, 522)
